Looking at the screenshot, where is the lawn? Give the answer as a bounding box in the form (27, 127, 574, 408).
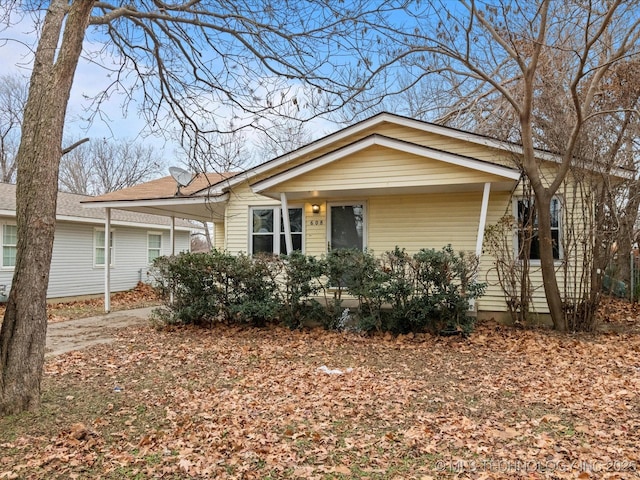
(0, 320, 639, 479)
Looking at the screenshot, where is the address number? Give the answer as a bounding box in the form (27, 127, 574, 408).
(309, 220, 324, 226)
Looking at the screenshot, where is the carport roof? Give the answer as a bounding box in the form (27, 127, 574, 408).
(81, 173, 235, 223)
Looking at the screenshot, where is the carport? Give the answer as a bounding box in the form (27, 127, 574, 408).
(82, 173, 233, 312)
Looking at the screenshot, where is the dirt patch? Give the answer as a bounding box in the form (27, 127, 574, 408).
(0, 282, 160, 324)
(45, 307, 155, 357)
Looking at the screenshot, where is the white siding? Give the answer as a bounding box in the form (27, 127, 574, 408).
(0, 218, 191, 300)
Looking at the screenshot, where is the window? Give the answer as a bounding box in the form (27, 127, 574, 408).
(516, 197, 561, 260)
(328, 203, 365, 251)
(148, 233, 162, 263)
(2, 224, 17, 268)
(251, 207, 303, 255)
(95, 229, 114, 266)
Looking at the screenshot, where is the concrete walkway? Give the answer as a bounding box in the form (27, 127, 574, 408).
(46, 306, 155, 357)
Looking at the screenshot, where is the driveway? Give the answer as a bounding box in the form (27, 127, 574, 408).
(45, 306, 155, 357)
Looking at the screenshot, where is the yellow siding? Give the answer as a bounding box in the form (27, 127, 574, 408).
(477, 162, 587, 316)
(367, 192, 481, 254)
(305, 202, 327, 256)
(273, 145, 506, 193)
(213, 222, 225, 250)
(222, 121, 590, 316)
(250, 121, 517, 183)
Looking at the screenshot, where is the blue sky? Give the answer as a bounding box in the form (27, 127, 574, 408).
(0, 7, 340, 173)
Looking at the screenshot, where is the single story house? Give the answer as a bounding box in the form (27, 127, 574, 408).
(83, 113, 625, 318)
(0, 182, 194, 302)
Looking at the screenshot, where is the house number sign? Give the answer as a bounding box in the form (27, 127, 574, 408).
(309, 219, 324, 226)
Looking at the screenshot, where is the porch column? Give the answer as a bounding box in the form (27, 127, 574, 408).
(280, 192, 293, 254)
(104, 207, 111, 313)
(169, 215, 176, 306)
(475, 182, 491, 257)
(169, 215, 175, 255)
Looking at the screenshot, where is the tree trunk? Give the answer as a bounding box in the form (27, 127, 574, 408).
(0, 0, 92, 415)
(534, 191, 567, 331)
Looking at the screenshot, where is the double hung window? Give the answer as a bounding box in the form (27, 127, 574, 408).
(251, 207, 303, 255)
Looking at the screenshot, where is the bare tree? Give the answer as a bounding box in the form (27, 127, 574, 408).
(366, 0, 640, 330)
(254, 101, 314, 159)
(0, 0, 380, 414)
(0, 74, 28, 183)
(59, 138, 161, 195)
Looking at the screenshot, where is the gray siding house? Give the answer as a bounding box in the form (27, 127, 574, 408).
(0, 183, 194, 300)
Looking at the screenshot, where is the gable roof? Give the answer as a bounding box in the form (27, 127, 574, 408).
(252, 134, 521, 194)
(0, 182, 195, 230)
(201, 111, 631, 196)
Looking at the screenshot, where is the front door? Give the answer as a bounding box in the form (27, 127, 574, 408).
(328, 203, 365, 251)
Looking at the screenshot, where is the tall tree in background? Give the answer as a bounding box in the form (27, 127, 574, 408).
(0, 74, 28, 183)
(0, 0, 379, 415)
(369, 0, 640, 330)
(59, 139, 160, 195)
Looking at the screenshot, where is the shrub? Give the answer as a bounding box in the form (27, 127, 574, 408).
(278, 252, 326, 329)
(151, 245, 484, 335)
(408, 245, 485, 334)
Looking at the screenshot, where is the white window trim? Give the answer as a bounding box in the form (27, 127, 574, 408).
(1, 222, 17, 270)
(249, 205, 304, 255)
(326, 201, 367, 252)
(147, 231, 163, 265)
(94, 227, 114, 268)
(513, 196, 563, 264)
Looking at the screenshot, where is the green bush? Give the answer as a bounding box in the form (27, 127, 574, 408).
(150, 245, 485, 335)
(407, 245, 485, 334)
(278, 251, 326, 329)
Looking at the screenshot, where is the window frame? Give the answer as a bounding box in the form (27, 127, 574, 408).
(147, 231, 163, 264)
(249, 206, 304, 255)
(513, 196, 563, 262)
(94, 228, 114, 267)
(1, 222, 18, 269)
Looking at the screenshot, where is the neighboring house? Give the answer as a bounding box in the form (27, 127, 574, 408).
(83, 113, 626, 318)
(0, 182, 193, 301)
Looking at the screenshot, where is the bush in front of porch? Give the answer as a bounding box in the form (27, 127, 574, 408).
(150, 246, 485, 335)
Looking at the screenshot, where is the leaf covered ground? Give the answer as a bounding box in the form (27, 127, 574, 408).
(1, 317, 639, 479)
(0, 282, 159, 324)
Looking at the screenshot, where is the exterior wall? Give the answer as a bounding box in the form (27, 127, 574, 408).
(0, 217, 190, 300)
(213, 222, 225, 250)
(477, 166, 586, 316)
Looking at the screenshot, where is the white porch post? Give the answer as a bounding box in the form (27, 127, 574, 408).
(170, 216, 176, 255)
(104, 207, 111, 313)
(169, 215, 176, 306)
(280, 192, 293, 254)
(475, 182, 491, 257)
